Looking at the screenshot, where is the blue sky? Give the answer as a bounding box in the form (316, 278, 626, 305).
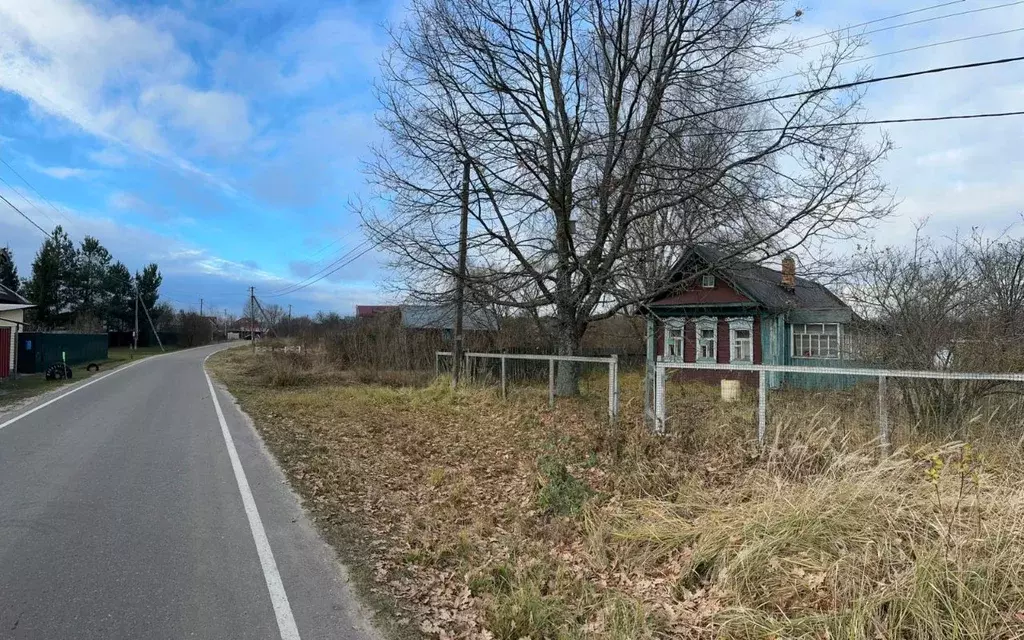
(1, 0, 1023, 316)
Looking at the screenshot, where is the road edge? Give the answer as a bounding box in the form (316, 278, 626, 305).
(203, 353, 387, 640)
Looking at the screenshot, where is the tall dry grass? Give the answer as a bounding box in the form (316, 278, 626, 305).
(592, 414, 1024, 638)
(216, 347, 1024, 639)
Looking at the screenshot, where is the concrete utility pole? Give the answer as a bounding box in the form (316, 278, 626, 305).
(451, 157, 471, 388)
(133, 278, 139, 352)
(137, 288, 164, 352)
(250, 286, 256, 354)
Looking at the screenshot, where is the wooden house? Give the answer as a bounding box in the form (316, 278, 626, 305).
(643, 246, 858, 389)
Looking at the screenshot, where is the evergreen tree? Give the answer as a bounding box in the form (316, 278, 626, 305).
(0, 247, 18, 293)
(105, 261, 134, 331)
(25, 226, 76, 328)
(135, 263, 163, 339)
(74, 236, 112, 323)
(135, 263, 162, 312)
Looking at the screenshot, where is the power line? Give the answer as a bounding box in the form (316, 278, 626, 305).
(586, 54, 1024, 144)
(266, 108, 1024, 297)
(729, 109, 1024, 134)
(0, 173, 59, 229)
(791, 0, 967, 47)
(265, 238, 373, 297)
(797, 1, 1024, 51)
(264, 234, 372, 296)
(761, 26, 1024, 86)
(265, 242, 377, 298)
(0, 192, 50, 237)
(275, 235, 364, 291)
(0, 156, 75, 226)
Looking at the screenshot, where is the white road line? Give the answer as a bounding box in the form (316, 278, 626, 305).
(203, 356, 301, 640)
(0, 357, 149, 432)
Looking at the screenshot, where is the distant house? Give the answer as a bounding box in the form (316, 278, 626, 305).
(356, 305, 399, 319)
(0, 284, 34, 379)
(356, 303, 499, 340)
(643, 246, 856, 389)
(227, 319, 263, 340)
(399, 304, 498, 334)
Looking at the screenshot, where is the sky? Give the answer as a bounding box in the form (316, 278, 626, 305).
(1, 0, 1023, 316)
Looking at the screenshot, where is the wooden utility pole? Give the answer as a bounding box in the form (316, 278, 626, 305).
(200, 298, 203, 317)
(288, 304, 292, 337)
(451, 157, 471, 388)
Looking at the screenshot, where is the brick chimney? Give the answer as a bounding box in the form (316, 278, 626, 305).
(781, 255, 796, 291)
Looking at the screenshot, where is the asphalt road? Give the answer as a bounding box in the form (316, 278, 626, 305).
(0, 345, 380, 640)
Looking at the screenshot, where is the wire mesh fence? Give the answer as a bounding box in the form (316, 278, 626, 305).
(437, 351, 620, 422)
(653, 359, 1024, 453)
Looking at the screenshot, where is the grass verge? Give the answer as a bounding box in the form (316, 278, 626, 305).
(0, 345, 180, 409)
(208, 348, 1024, 639)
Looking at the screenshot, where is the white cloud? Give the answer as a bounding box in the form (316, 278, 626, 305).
(139, 84, 252, 155)
(211, 9, 383, 97)
(108, 190, 175, 222)
(34, 165, 91, 179)
(0, 0, 251, 159)
(88, 147, 128, 167)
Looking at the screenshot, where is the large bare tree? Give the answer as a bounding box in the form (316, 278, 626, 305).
(363, 0, 891, 393)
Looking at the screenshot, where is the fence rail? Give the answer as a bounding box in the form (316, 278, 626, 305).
(437, 351, 620, 422)
(655, 358, 1024, 454)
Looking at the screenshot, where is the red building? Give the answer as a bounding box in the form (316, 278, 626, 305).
(355, 305, 399, 319)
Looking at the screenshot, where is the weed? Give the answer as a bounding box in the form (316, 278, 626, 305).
(486, 578, 567, 640)
(536, 454, 592, 517)
(427, 467, 446, 487)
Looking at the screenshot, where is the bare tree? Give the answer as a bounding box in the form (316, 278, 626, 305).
(363, 0, 892, 394)
(847, 225, 1024, 432)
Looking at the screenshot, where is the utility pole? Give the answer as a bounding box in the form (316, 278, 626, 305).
(250, 286, 256, 354)
(288, 304, 292, 338)
(137, 288, 164, 352)
(200, 298, 203, 317)
(451, 157, 471, 388)
(133, 278, 139, 353)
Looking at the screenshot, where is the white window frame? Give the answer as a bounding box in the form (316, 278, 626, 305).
(701, 274, 716, 288)
(664, 318, 685, 358)
(728, 317, 754, 363)
(790, 322, 842, 359)
(695, 316, 717, 362)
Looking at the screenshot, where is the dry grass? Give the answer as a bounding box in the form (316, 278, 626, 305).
(210, 349, 1024, 639)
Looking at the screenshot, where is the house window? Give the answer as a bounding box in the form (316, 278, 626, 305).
(695, 317, 717, 361)
(729, 318, 754, 362)
(792, 323, 841, 358)
(701, 274, 715, 288)
(665, 320, 684, 358)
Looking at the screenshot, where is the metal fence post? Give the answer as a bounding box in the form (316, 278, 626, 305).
(613, 355, 620, 423)
(757, 369, 767, 444)
(500, 355, 507, 399)
(548, 358, 555, 409)
(654, 363, 666, 434)
(878, 375, 890, 456)
(608, 355, 619, 423)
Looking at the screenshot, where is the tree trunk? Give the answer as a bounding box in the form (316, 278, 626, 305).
(555, 317, 585, 396)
